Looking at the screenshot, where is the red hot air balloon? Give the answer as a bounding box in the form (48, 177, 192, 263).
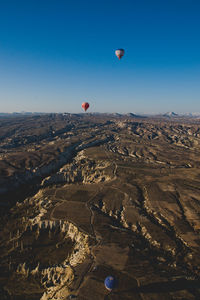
(82, 102, 90, 112)
(115, 49, 125, 60)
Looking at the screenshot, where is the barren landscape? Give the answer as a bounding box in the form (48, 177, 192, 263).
(0, 113, 200, 299)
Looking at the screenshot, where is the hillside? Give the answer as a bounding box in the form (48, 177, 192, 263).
(0, 114, 200, 299)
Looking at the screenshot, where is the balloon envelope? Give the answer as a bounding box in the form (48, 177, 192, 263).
(115, 49, 125, 60)
(82, 102, 89, 112)
(104, 276, 117, 291)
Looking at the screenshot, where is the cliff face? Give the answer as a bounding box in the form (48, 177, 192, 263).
(1, 188, 90, 300)
(1, 114, 200, 299)
(41, 151, 112, 187)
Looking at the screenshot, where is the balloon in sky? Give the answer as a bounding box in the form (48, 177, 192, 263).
(115, 49, 125, 60)
(82, 102, 90, 112)
(104, 276, 117, 291)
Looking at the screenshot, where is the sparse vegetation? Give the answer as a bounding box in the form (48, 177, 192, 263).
(0, 114, 200, 299)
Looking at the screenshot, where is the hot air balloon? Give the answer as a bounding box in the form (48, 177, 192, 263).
(82, 102, 89, 112)
(115, 49, 125, 60)
(104, 276, 117, 291)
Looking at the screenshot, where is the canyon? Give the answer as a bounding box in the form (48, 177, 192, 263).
(0, 113, 200, 299)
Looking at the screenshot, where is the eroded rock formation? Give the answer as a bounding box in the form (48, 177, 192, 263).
(0, 114, 200, 299)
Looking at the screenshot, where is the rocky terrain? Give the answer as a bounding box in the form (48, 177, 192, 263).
(0, 113, 200, 299)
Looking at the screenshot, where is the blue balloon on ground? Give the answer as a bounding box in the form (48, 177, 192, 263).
(104, 276, 117, 291)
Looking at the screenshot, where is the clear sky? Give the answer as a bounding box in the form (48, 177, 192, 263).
(0, 0, 200, 114)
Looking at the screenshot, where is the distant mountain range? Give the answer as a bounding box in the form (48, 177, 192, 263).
(163, 112, 179, 117)
(180, 112, 200, 117)
(0, 112, 45, 117)
(162, 112, 200, 118)
(1, 111, 200, 118)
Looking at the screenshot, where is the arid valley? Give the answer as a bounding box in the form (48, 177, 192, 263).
(0, 113, 200, 300)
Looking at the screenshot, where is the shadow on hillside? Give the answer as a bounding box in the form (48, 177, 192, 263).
(135, 278, 200, 293)
(118, 278, 200, 295)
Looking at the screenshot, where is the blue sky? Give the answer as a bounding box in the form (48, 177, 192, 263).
(0, 0, 200, 113)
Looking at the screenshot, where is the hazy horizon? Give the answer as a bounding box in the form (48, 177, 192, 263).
(1, 110, 200, 116)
